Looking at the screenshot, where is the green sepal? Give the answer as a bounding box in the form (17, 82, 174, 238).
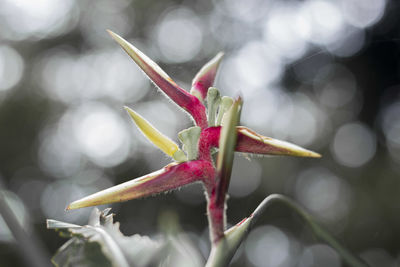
(216, 96, 234, 126)
(178, 126, 201, 160)
(172, 150, 187, 162)
(207, 87, 221, 126)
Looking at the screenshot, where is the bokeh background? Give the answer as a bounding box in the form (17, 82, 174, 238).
(0, 0, 399, 266)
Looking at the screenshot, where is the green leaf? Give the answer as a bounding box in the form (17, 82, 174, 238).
(206, 194, 369, 267)
(52, 237, 113, 267)
(47, 219, 80, 229)
(48, 209, 164, 267)
(48, 208, 204, 267)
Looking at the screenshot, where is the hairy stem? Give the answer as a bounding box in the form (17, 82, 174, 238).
(207, 196, 225, 244)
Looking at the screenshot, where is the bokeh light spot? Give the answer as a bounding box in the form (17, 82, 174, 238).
(302, 0, 344, 45)
(381, 102, 400, 163)
(0, 46, 24, 92)
(263, 3, 308, 60)
(295, 167, 352, 222)
(332, 122, 376, 167)
(72, 102, 130, 167)
(40, 181, 94, 223)
(299, 244, 341, 267)
(341, 0, 387, 28)
(1, 0, 75, 40)
(245, 225, 291, 267)
(315, 64, 357, 108)
(229, 156, 261, 198)
(155, 8, 203, 63)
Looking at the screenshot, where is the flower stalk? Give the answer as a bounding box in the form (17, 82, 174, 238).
(207, 97, 242, 243)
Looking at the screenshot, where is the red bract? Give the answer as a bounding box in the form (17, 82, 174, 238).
(107, 30, 208, 129)
(67, 31, 321, 243)
(190, 52, 224, 101)
(67, 161, 214, 210)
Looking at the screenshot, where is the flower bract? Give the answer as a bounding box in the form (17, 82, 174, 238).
(67, 31, 320, 212)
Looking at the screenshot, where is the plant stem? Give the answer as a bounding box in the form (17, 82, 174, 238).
(207, 196, 225, 244)
(207, 97, 242, 244)
(206, 194, 369, 267)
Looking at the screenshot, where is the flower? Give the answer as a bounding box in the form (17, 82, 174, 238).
(67, 30, 320, 240)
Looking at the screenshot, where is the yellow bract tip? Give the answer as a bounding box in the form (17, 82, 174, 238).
(124, 106, 180, 158)
(238, 127, 322, 158)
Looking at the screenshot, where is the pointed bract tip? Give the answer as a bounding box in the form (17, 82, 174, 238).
(214, 51, 225, 62)
(107, 30, 128, 47)
(190, 51, 226, 101)
(307, 151, 322, 158)
(124, 106, 140, 122)
(123, 105, 133, 114)
(124, 106, 180, 158)
(66, 192, 109, 210)
(236, 127, 321, 158)
(106, 29, 117, 38)
(282, 144, 321, 158)
(62, 161, 207, 210)
(260, 137, 321, 158)
(66, 200, 83, 210)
